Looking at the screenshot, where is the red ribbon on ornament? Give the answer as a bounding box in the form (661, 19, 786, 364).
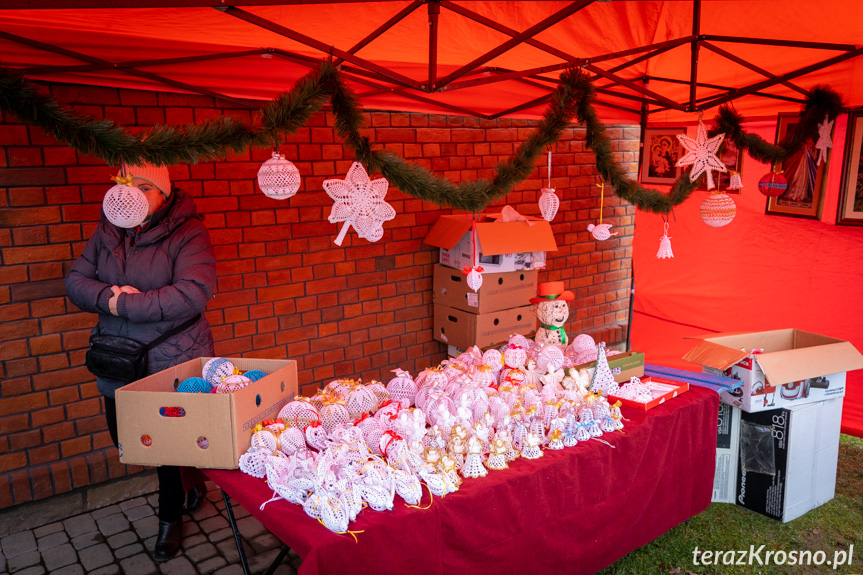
(303, 420, 322, 432)
(352, 413, 370, 426)
(462, 265, 484, 275)
(380, 430, 402, 458)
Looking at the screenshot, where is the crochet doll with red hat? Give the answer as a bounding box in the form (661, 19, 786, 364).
(530, 281, 574, 347)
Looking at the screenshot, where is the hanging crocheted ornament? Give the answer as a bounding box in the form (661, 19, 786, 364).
(815, 115, 834, 166)
(177, 377, 212, 394)
(700, 192, 736, 227)
(323, 162, 396, 246)
(278, 398, 320, 429)
(676, 118, 727, 189)
(103, 174, 149, 229)
(216, 374, 251, 394)
(538, 150, 560, 221)
(365, 381, 390, 411)
(587, 182, 618, 241)
(346, 385, 377, 419)
(757, 171, 787, 197)
(656, 221, 674, 259)
(257, 150, 301, 200)
(319, 397, 351, 435)
(386, 369, 417, 408)
(463, 265, 484, 292)
(728, 171, 743, 191)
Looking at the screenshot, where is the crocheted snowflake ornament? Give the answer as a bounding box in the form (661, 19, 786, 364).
(323, 162, 396, 246)
(676, 119, 727, 189)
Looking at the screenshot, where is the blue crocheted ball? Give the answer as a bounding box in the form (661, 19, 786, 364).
(244, 369, 267, 382)
(178, 377, 213, 394)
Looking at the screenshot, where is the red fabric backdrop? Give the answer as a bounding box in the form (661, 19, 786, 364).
(631, 115, 863, 436)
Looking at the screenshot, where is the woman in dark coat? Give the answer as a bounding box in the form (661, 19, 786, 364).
(66, 163, 216, 562)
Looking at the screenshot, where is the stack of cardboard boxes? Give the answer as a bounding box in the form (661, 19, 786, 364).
(684, 329, 863, 522)
(423, 213, 557, 353)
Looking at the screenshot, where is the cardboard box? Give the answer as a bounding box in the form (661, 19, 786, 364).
(575, 350, 645, 384)
(116, 357, 298, 469)
(713, 402, 742, 504)
(423, 212, 558, 273)
(733, 398, 843, 522)
(433, 304, 537, 350)
(683, 329, 863, 413)
(608, 376, 689, 411)
(433, 264, 538, 314)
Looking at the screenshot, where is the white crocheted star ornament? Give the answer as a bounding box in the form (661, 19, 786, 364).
(323, 162, 396, 246)
(676, 119, 727, 189)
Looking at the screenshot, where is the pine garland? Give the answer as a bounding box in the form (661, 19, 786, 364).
(0, 63, 845, 214)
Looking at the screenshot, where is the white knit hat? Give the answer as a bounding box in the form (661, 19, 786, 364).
(120, 163, 171, 197)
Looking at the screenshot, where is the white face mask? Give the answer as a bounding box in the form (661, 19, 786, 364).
(102, 183, 149, 228)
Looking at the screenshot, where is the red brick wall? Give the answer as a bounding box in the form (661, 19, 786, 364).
(0, 82, 638, 510)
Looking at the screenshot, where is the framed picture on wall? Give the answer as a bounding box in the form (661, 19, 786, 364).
(640, 128, 685, 185)
(697, 138, 744, 193)
(837, 110, 863, 226)
(766, 113, 830, 219)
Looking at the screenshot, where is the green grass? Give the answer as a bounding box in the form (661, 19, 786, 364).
(600, 435, 863, 575)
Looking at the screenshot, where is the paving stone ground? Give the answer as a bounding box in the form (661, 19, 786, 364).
(0, 483, 301, 575)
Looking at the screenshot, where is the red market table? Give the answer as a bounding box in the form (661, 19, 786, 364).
(203, 386, 719, 575)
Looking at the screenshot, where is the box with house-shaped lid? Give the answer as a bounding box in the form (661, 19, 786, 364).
(683, 329, 863, 413)
(423, 211, 558, 274)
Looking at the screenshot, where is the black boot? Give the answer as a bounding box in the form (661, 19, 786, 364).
(153, 519, 182, 562)
(186, 483, 206, 514)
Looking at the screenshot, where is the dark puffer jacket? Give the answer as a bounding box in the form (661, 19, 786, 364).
(66, 189, 216, 398)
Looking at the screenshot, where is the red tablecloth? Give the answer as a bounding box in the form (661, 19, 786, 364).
(204, 386, 718, 575)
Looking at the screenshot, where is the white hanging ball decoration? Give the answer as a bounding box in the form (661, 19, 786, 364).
(466, 268, 483, 292)
(700, 193, 736, 227)
(103, 184, 148, 229)
(257, 151, 301, 199)
(539, 187, 559, 222)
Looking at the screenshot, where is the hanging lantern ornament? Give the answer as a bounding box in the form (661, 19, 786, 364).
(463, 265, 484, 292)
(102, 170, 149, 229)
(656, 220, 674, 259)
(675, 116, 727, 189)
(728, 171, 743, 191)
(461, 219, 484, 292)
(700, 192, 736, 227)
(757, 170, 787, 197)
(587, 181, 618, 241)
(538, 150, 559, 222)
(815, 114, 834, 166)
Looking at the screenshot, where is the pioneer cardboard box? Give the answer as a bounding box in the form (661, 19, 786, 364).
(423, 211, 558, 273)
(116, 357, 297, 469)
(683, 329, 863, 413)
(574, 350, 645, 384)
(432, 264, 538, 314)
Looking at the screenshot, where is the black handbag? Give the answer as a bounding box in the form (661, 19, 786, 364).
(85, 314, 201, 384)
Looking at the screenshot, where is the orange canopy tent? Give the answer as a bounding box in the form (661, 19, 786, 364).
(3, 1, 863, 433)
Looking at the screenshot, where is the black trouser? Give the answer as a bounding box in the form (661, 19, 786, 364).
(104, 397, 185, 523)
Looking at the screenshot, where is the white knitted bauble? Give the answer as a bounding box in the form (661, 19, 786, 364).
(258, 151, 301, 199)
(103, 184, 148, 228)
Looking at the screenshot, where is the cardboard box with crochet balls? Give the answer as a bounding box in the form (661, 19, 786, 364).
(116, 358, 297, 469)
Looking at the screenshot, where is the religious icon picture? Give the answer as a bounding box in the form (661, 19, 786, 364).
(837, 111, 863, 226)
(640, 128, 685, 185)
(766, 113, 830, 219)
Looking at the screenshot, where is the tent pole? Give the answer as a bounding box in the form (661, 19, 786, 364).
(334, 0, 423, 67)
(428, 0, 440, 92)
(688, 0, 701, 112)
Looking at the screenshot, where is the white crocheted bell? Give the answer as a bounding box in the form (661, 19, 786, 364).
(258, 151, 301, 200)
(103, 184, 149, 229)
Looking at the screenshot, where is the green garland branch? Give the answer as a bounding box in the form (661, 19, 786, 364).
(0, 63, 846, 215)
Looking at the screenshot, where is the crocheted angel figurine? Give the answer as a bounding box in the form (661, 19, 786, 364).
(461, 436, 488, 478)
(609, 400, 625, 431)
(438, 453, 462, 490)
(486, 437, 509, 470)
(547, 428, 565, 450)
(520, 431, 544, 459)
(497, 426, 519, 462)
(448, 433, 467, 469)
(472, 420, 491, 453)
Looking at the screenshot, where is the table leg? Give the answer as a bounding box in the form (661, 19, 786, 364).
(222, 489, 252, 575)
(221, 489, 297, 575)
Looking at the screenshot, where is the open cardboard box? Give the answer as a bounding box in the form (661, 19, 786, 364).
(116, 357, 297, 469)
(423, 212, 558, 273)
(608, 376, 689, 411)
(683, 329, 863, 413)
(432, 264, 538, 314)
